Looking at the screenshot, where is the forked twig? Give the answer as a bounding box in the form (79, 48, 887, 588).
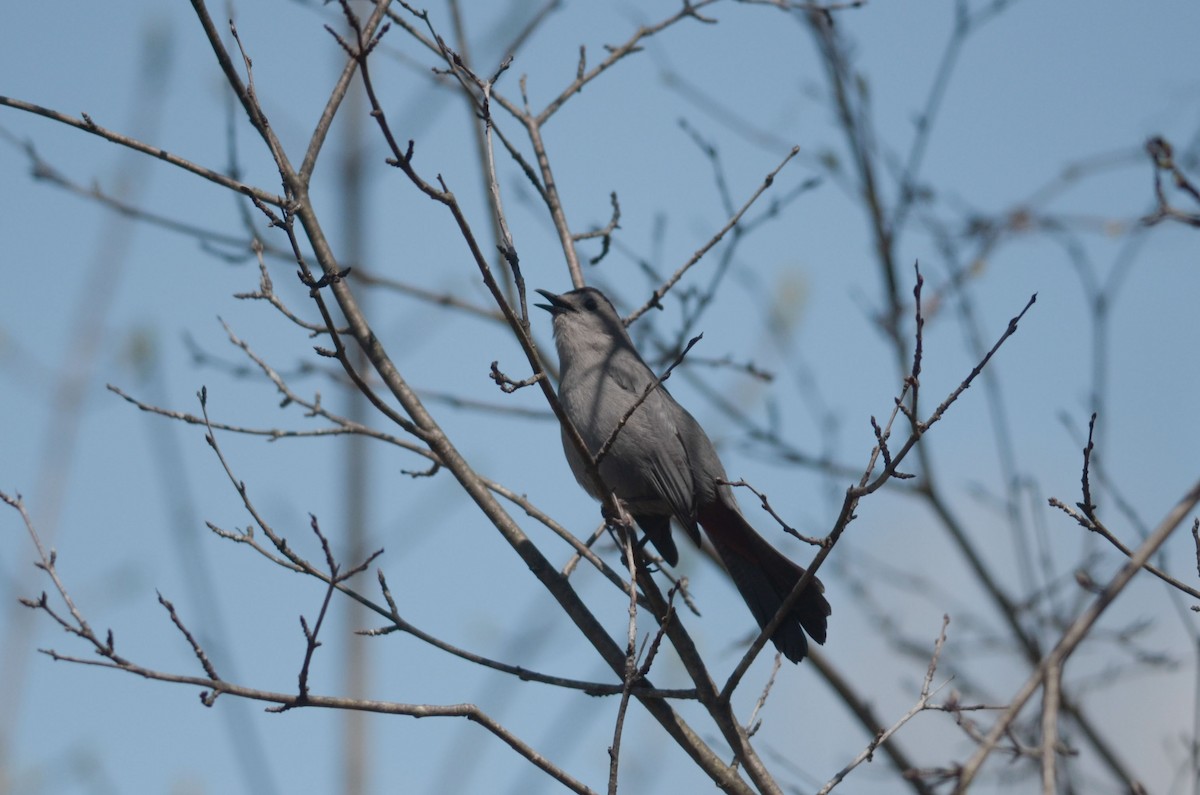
(818, 616, 952, 794)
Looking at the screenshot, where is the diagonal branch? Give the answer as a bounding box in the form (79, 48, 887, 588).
(624, 146, 802, 325)
(0, 95, 282, 205)
(954, 477, 1200, 791)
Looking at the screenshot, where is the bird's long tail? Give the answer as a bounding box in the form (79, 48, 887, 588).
(696, 499, 830, 663)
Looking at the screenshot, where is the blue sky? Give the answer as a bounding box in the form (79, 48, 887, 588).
(2, 1, 1199, 793)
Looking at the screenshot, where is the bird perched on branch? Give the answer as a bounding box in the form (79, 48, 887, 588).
(537, 286, 830, 662)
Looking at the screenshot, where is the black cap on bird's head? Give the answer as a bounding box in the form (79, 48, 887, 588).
(534, 287, 611, 316)
(535, 287, 632, 354)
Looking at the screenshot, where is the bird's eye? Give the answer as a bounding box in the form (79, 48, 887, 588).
(583, 298, 598, 311)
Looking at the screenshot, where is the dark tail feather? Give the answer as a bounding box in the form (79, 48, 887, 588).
(633, 513, 679, 566)
(697, 499, 831, 663)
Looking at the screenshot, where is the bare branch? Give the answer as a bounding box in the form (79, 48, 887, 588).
(0, 95, 283, 205)
(719, 479, 824, 546)
(625, 146, 802, 324)
(1047, 413, 1200, 602)
(157, 592, 222, 695)
(955, 477, 1200, 791)
(1142, 136, 1200, 227)
(817, 616, 951, 795)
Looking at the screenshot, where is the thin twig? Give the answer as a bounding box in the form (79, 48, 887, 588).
(157, 592, 222, 689)
(593, 334, 703, 467)
(1142, 136, 1200, 227)
(719, 479, 824, 546)
(608, 524, 640, 795)
(0, 95, 283, 206)
(1046, 412, 1200, 602)
(625, 146, 802, 325)
(817, 616, 951, 795)
(1041, 661, 1062, 793)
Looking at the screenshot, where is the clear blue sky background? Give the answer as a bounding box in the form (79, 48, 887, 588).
(2, 1, 1198, 793)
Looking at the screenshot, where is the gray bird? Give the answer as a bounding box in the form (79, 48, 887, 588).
(536, 286, 830, 662)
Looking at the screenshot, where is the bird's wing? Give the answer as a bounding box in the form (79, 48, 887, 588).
(603, 350, 702, 545)
(640, 391, 703, 547)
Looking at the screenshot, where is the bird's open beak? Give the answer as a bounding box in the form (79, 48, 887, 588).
(534, 289, 571, 315)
